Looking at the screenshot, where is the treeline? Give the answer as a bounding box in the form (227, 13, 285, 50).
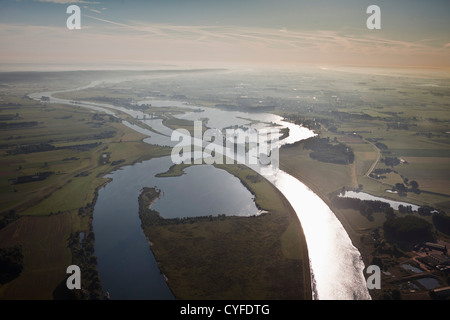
(329, 110, 375, 122)
(139, 188, 246, 228)
(65, 201, 103, 299)
(0, 121, 38, 129)
(398, 205, 414, 214)
(381, 157, 402, 167)
(0, 210, 20, 230)
(0, 114, 20, 121)
(7, 142, 102, 155)
(11, 171, 54, 185)
(0, 245, 24, 285)
(373, 168, 395, 175)
(370, 167, 398, 179)
(375, 142, 388, 150)
(432, 213, 450, 235)
(281, 114, 324, 130)
(391, 181, 420, 196)
(303, 137, 354, 165)
(386, 121, 410, 130)
(331, 196, 391, 221)
(215, 103, 275, 112)
(383, 216, 434, 243)
(416, 205, 435, 216)
(68, 130, 116, 142)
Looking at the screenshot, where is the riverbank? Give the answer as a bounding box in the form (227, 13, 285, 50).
(7, 76, 313, 300)
(138, 164, 312, 300)
(280, 142, 450, 300)
(279, 142, 374, 296)
(0, 88, 172, 298)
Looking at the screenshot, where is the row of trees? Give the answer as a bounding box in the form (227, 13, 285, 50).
(7, 142, 102, 155)
(303, 137, 355, 165)
(64, 201, 103, 299)
(331, 196, 392, 221)
(383, 215, 434, 243)
(0, 245, 23, 285)
(0, 210, 19, 230)
(392, 181, 420, 196)
(432, 213, 450, 235)
(382, 157, 401, 167)
(139, 188, 238, 228)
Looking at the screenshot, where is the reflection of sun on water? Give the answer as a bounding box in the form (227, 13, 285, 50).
(267, 170, 371, 300)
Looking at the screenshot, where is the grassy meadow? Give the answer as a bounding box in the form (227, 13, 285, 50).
(1, 68, 449, 300)
(139, 163, 311, 300)
(0, 80, 171, 299)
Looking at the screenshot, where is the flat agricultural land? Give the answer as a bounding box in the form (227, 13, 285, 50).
(278, 69, 450, 300)
(0, 212, 75, 299)
(1, 68, 449, 301)
(280, 143, 357, 195)
(0, 80, 171, 299)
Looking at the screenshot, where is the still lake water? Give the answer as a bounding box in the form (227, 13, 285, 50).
(340, 191, 420, 211)
(92, 157, 260, 299)
(33, 78, 373, 300)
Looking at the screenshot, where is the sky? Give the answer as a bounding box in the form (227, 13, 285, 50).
(1, 0, 449, 71)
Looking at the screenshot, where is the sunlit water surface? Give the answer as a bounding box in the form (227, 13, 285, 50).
(31, 77, 372, 300)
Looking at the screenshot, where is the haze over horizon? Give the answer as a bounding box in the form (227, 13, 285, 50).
(1, 0, 449, 71)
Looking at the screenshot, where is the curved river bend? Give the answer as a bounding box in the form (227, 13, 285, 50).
(30, 78, 371, 300)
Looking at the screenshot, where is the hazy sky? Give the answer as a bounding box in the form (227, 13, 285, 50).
(1, 0, 449, 70)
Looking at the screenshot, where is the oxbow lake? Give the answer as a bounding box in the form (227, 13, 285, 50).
(33, 79, 372, 300)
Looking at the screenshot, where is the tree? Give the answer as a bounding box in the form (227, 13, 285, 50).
(385, 207, 396, 220)
(394, 183, 407, 195)
(0, 246, 24, 284)
(432, 212, 450, 235)
(365, 207, 374, 221)
(383, 216, 434, 243)
(391, 289, 402, 300)
(409, 180, 419, 190)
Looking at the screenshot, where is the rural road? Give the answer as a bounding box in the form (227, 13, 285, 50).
(365, 140, 381, 177)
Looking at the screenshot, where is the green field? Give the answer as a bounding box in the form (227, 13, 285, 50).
(277, 70, 450, 299)
(0, 83, 171, 299)
(1, 68, 449, 300)
(138, 164, 311, 300)
(0, 212, 75, 299)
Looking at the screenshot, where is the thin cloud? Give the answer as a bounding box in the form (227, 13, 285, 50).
(33, 0, 100, 4)
(88, 8, 102, 14)
(75, 14, 445, 58)
(1, 21, 449, 69)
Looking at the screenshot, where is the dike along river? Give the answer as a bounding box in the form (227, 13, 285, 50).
(30, 79, 372, 300)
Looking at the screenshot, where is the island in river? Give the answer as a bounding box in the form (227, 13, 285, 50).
(138, 163, 312, 300)
(2, 68, 449, 300)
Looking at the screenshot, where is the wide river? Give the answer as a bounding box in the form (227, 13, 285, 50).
(30, 77, 372, 300)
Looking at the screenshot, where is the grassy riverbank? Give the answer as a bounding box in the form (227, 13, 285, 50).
(0, 88, 171, 299)
(138, 164, 312, 300)
(280, 134, 450, 300)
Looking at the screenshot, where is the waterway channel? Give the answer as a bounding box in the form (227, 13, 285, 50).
(30, 76, 372, 300)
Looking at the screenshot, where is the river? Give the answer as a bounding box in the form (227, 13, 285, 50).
(93, 157, 261, 299)
(30, 75, 372, 300)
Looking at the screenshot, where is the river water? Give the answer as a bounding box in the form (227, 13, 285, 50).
(30, 76, 372, 300)
(93, 157, 260, 299)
